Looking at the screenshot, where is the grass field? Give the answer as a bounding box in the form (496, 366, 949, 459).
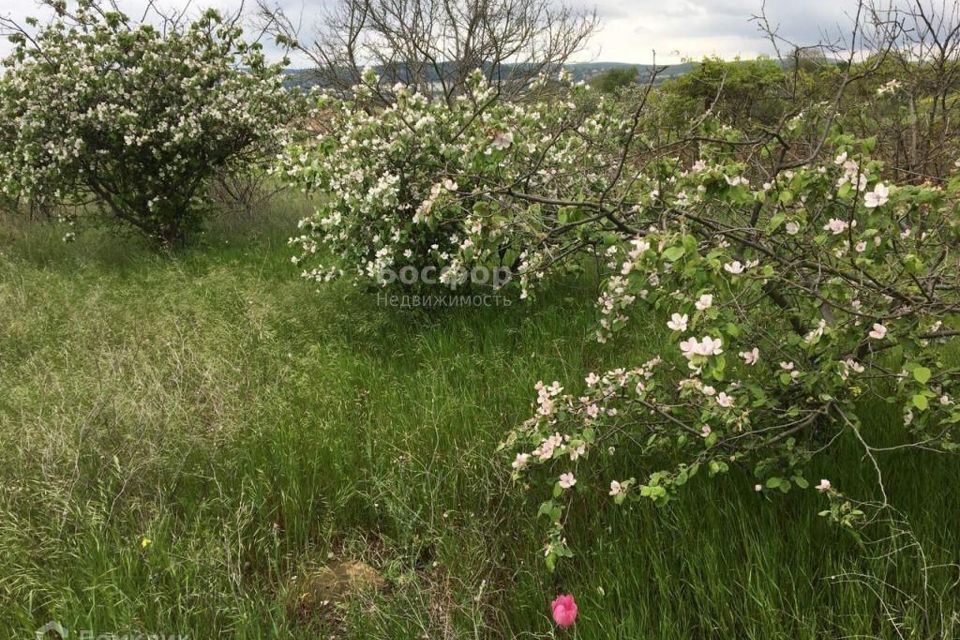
(1, 200, 959, 639)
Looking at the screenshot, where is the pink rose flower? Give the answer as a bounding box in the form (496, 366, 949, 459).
(551, 593, 578, 628)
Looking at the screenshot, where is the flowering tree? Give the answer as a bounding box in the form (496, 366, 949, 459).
(503, 135, 960, 566)
(288, 70, 958, 570)
(0, 0, 291, 246)
(279, 69, 622, 289)
(488, 2, 960, 568)
(281, 1, 960, 580)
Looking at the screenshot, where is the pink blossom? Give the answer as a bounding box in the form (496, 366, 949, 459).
(723, 261, 745, 274)
(695, 294, 713, 311)
(696, 336, 723, 356)
(700, 425, 712, 438)
(739, 348, 759, 365)
(823, 218, 849, 235)
(840, 358, 866, 380)
(869, 323, 888, 340)
(512, 453, 529, 470)
(815, 479, 832, 493)
(535, 381, 563, 416)
(679, 337, 698, 359)
(534, 433, 563, 461)
(667, 313, 689, 331)
(716, 392, 734, 408)
(551, 594, 578, 628)
(680, 336, 723, 359)
(491, 130, 513, 150)
(558, 473, 576, 489)
(609, 480, 623, 496)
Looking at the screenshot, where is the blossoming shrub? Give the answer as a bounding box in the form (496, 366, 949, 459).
(0, 1, 291, 246)
(502, 133, 960, 567)
(279, 70, 621, 290)
(280, 63, 960, 571)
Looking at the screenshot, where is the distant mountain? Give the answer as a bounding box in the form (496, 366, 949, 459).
(280, 61, 696, 91)
(563, 62, 695, 83)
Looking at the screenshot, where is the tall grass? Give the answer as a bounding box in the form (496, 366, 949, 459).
(0, 202, 957, 639)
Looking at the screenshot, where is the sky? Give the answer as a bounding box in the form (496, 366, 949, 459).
(582, 0, 862, 64)
(0, 0, 867, 66)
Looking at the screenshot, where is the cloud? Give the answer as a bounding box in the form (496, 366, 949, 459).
(572, 0, 863, 64)
(0, 0, 866, 65)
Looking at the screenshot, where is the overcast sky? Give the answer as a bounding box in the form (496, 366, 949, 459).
(0, 0, 866, 65)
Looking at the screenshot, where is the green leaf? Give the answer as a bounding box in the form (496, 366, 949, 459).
(537, 500, 554, 517)
(663, 246, 685, 262)
(912, 394, 929, 411)
(913, 367, 932, 384)
(904, 254, 924, 274)
(768, 212, 785, 232)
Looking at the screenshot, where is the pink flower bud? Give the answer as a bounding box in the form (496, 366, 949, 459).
(551, 593, 578, 628)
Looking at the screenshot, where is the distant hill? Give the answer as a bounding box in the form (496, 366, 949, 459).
(281, 61, 697, 91)
(563, 62, 696, 83)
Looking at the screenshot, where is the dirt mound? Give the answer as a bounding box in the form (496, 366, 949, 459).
(287, 559, 386, 625)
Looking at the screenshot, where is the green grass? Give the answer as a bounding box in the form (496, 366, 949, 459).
(1, 202, 958, 639)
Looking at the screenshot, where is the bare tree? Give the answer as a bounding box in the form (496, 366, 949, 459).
(866, 0, 960, 182)
(258, 0, 597, 102)
(755, 0, 960, 183)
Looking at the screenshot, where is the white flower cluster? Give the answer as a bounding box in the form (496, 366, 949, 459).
(279, 69, 623, 292)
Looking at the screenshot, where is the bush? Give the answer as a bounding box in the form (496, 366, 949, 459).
(0, 0, 292, 247)
(281, 51, 960, 579)
(588, 66, 638, 93)
(501, 131, 960, 568)
(279, 70, 615, 291)
(658, 57, 788, 129)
